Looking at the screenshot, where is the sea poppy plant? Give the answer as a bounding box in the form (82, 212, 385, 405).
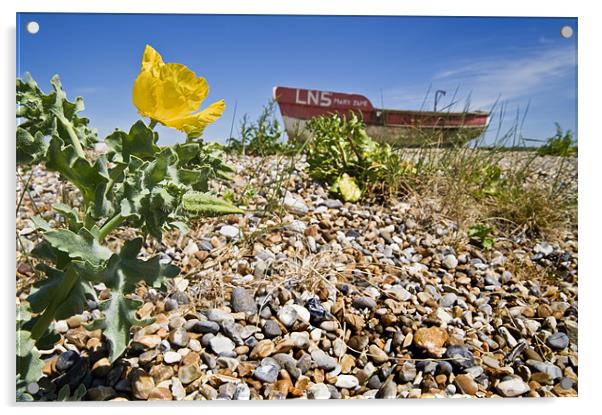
(132, 44, 225, 138)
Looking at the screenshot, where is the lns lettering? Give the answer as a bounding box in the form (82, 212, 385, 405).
(295, 89, 333, 107)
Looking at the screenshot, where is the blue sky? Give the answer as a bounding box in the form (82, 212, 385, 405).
(17, 13, 577, 145)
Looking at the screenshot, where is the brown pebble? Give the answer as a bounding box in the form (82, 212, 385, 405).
(181, 351, 200, 366)
(455, 374, 478, 395)
(250, 339, 275, 359)
(66, 315, 82, 328)
(131, 369, 155, 400)
(149, 364, 175, 383)
(148, 387, 172, 400)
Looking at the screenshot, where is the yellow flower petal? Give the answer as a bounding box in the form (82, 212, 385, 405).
(164, 99, 225, 137)
(141, 44, 164, 75)
(132, 69, 159, 118)
(151, 63, 208, 122)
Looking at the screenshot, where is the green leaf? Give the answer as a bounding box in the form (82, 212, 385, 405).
(173, 142, 201, 165)
(16, 304, 32, 328)
(45, 135, 108, 204)
(17, 127, 47, 165)
(29, 215, 51, 232)
(86, 238, 179, 361)
(30, 240, 71, 269)
(89, 182, 115, 220)
(168, 221, 190, 234)
(182, 191, 244, 216)
(43, 228, 112, 267)
(16, 330, 44, 384)
(28, 263, 94, 320)
(17, 73, 97, 148)
(105, 120, 159, 163)
(332, 174, 361, 202)
(52, 203, 83, 232)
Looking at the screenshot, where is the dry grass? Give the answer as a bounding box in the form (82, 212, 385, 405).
(395, 146, 577, 240)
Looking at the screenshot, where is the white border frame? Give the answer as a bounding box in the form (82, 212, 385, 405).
(2, 2, 598, 414)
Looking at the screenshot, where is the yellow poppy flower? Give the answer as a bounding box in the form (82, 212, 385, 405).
(132, 44, 225, 138)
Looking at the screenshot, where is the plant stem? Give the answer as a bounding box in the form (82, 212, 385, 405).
(30, 269, 79, 340)
(149, 119, 158, 129)
(15, 169, 35, 215)
(98, 213, 125, 241)
(60, 117, 86, 159)
(103, 177, 116, 199)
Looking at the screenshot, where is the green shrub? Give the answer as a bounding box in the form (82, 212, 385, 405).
(304, 112, 411, 201)
(538, 123, 577, 157)
(226, 100, 293, 156)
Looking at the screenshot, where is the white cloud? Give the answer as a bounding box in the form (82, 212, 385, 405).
(383, 45, 576, 112)
(434, 45, 576, 109)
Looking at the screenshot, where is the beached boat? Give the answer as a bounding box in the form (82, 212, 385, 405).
(273, 86, 490, 147)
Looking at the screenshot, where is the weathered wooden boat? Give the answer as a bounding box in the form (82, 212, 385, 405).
(273, 86, 490, 147)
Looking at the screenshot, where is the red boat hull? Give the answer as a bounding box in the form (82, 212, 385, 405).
(273, 86, 490, 146)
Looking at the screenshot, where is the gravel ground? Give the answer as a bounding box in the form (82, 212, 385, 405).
(15, 152, 578, 400)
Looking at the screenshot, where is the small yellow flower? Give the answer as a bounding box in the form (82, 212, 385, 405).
(132, 45, 225, 138)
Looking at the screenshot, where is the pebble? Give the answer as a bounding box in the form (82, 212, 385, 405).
(454, 374, 478, 395)
(53, 320, 69, 334)
(377, 379, 397, 399)
(148, 387, 172, 401)
(253, 364, 279, 383)
(219, 225, 241, 239)
(399, 362, 417, 383)
(262, 320, 283, 338)
(324, 199, 343, 209)
(496, 376, 531, 397)
(190, 320, 220, 334)
(413, 326, 448, 356)
(335, 375, 359, 389)
(287, 220, 307, 234)
(445, 345, 475, 369)
(168, 327, 190, 348)
(311, 349, 338, 371)
(352, 296, 378, 310)
(333, 339, 347, 357)
(277, 305, 298, 327)
(250, 340, 275, 359)
(547, 332, 570, 350)
(290, 304, 311, 322)
(283, 192, 309, 215)
(534, 242, 554, 256)
(442, 254, 459, 269)
(87, 386, 116, 401)
(178, 364, 203, 385)
(131, 370, 155, 400)
(440, 293, 457, 308)
(231, 287, 258, 314)
(234, 383, 251, 400)
(163, 351, 182, 364)
(188, 339, 202, 352)
(308, 383, 331, 399)
(368, 345, 389, 364)
(164, 298, 178, 312)
(526, 360, 563, 380)
(290, 331, 310, 349)
(209, 335, 236, 355)
(56, 350, 80, 372)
